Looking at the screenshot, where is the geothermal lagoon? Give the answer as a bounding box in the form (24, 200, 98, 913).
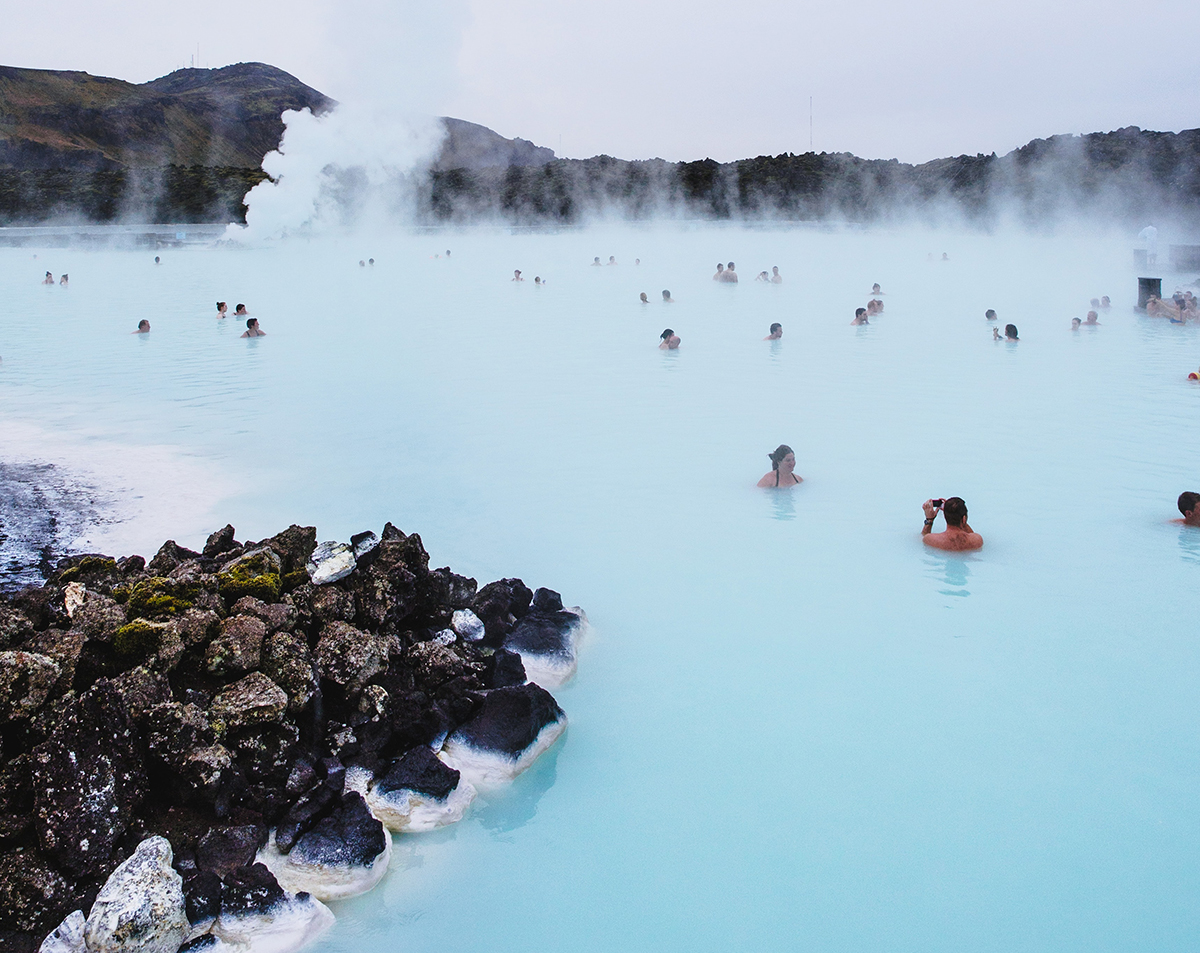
(3, 223, 1200, 952)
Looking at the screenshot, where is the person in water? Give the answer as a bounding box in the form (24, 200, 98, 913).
(985, 309, 997, 321)
(757, 445, 803, 488)
(1176, 492, 1200, 527)
(756, 271, 770, 282)
(42, 271, 54, 285)
(721, 262, 739, 283)
(1101, 295, 1111, 308)
(234, 304, 249, 317)
(867, 298, 883, 315)
(771, 266, 782, 284)
(608, 256, 617, 265)
(871, 283, 883, 295)
(713, 263, 725, 281)
(369, 258, 374, 266)
(134, 319, 150, 334)
(1005, 323, 1019, 341)
(216, 301, 228, 319)
(659, 329, 680, 349)
(592, 257, 602, 266)
(241, 318, 265, 338)
(851, 307, 869, 325)
(512, 270, 524, 281)
(640, 292, 649, 303)
(59, 274, 68, 287)
(922, 497, 982, 550)
(154, 256, 160, 264)
(1071, 317, 1082, 330)
(359, 260, 365, 267)
(1090, 298, 1100, 309)
(662, 290, 674, 302)
(534, 276, 542, 285)
(1084, 311, 1100, 325)
(764, 322, 782, 340)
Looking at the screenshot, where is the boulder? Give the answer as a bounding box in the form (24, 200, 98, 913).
(71, 594, 127, 642)
(259, 525, 318, 575)
(144, 702, 214, 770)
(210, 864, 333, 953)
(125, 577, 200, 620)
(424, 567, 478, 610)
(306, 543, 355, 587)
(0, 605, 35, 649)
(257, 792, 390, 901)
(38, 909, 85, 953)
(450, 608, 486, 642)
(196, 826, 266, 877)
(227, 722, 299, 784)
(350, 531, 379, 561)
(180, 745, 234, 802)
(146, 540, 201, 576)
(273, 778, 340, 855)
(406, 640, 478, 691)
(367, 746, 476, 833)
(0, 847, 73, 934)
(176, 610, 221, 649)
(32, 681, 146, 877)
(180, 870, 221, 942)
(205, 615, 266, 678)
(83, 836, 188, 953)
(25, 629, 86, 693)
(110, 617, 183, 670)
(202, 525, 238, 558)
(0, 651, 61, 720)
(501, 600, 587, 688)
(482, 647, 526, 689)
(62, 583, 87, 620)
(440, 683, 567, 788)
(314, 622, 388, 696)
(210, 673, 288, 732)
(260, 631, 316, 715)
(471, 578, 533, 644)
(216, 549, 282, 604)
(230, 598, 295, 634)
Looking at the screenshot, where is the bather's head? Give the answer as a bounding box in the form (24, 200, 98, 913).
(640, 292, 649, 303)
(942, 497, 968, 527)
(727, 262, 736, 271)
(662, 289, 673, 301)
(1071, 317, 1081, 329)
(768, 322, 782, 338)
(137, 319, 150, 332)
(768, 445, 795, 473)
(1005, 324, 1018, 340)
(660, 328, 674, 341)
(985, 309, 997, 320)
(1178, 491, 1200, 523)
(247, 318, 258, 330)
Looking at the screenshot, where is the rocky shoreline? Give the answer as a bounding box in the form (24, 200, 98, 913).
(0, 521, 587, 952)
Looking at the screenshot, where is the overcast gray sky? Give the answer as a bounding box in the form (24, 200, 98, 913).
(2, 0, 1197, 164)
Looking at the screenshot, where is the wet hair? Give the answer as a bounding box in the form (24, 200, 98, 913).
(662, 290, 671, 300)
(942, 497, 968, 526)
(1005, 324, 1018, 339)
(1071, 317, 1081, 326)
(137, 320, 150, 330)
(855, 308, 866, 318)
(236, 303, 245, 311)
(640, 293, 648, 302)
(1178, 492, 1200, 516)
(216, 301, 226, 310)
(727, 262, 735, 269)
(247, 318, 257, 329)
(660, 329, 674, 340)
(768, 445, 794, 470)
(985, 309, 996, 319)
(769, 323, 781, 333)
(369, 258, 374, 265)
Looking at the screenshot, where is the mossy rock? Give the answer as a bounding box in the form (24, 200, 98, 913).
(281, 568, 309, 593)
(111, 584, 131, 605)
(126, 577, 198, 619)
(217, 548, 282, 603)
(112, 618, 174, 657)
(57, 556, 119, 583)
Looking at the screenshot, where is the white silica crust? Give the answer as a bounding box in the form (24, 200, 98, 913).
(39, 910, 85, 953)
(366, 779, 478, 833)
(83, 836, 188, 953)
(450, 608, 486, 641)
(307, 541, 356, 585)
(256, 832, 392, 902)
(516, 609, 590, 689)
(342, 764, 373, 797)
(210, 892, 335, 953)
(439, 716, 567, 789)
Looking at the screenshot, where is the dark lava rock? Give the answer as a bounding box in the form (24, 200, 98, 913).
(176, 609, 221, 649)
(303, 584, 357, 625)
(531, 587, 564, 612)
(181, 868, 222, 928)
(447, 683, 564, 757)
(260, 630, 316, 714)
(144, 702, 214, 770)
(203, 524, 238, 558)
(103, 665, 173, 725)
(502, 608, 582, 665)
(32, 680, 146, 877)
(231, 596, 296, 634)
(216, 548, 283, 605)
(0, 846, 72, 933)
(483, 647, 527, 688)
(406, 640, 478, 690)
(0, 605, 34, 649)
(24, 628, 85, 695)
(315, 621, 390, 696)
(195, 825, 266, 877)
(219, 862, 286, 917)
(227, 721, 299, 784)
(259, 524, 318, 577)
(290, 791, 386, 869)
(471, 578, 533, 644)
(425, 568, 478, 610)
(0, 754, 34, 844)
(205, 614, 266, 677)
(71, 594, 126, 642)
(274, 778, 340, 855)
(374, 745, 459, 801)
(0, 650, 61, 720)
(147, 540, 202, 576)
(210, 672, 288, 731)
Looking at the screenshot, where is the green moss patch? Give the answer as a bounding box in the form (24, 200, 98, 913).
(126, 577, 198, 619)
(58, 556, 119, 583)
(217, 549, 282, 603)
(112, 618, 173, 657)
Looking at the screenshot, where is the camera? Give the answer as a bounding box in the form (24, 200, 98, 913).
(931, 499, 945, 508)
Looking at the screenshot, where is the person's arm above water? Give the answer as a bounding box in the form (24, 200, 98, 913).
(921, 499, 938, 537)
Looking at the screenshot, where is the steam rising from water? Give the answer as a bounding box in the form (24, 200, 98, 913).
(228, 0, 466, 241)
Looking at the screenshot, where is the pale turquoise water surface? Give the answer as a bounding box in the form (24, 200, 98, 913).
(2, 224, 1199, 952)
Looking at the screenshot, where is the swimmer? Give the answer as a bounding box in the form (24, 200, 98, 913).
(659, 328, 681, 349)
(851, 307, 869, 326)
(921, 497, 983, 550)
(42, 271, 54, 285)
(941, 252, 949, 261)
(234, 304, 248, 317)
(592, 257, 602, 266)
(154, 256, 160, 264)
(59, 274, 68, 287)
(1175, 492, 1200, 526)
(1101, 295, 1110, 308)
(1084, 311, 1100, 325)
(216, 301, 227, 319)
(756, 271, 770, 282)
(757, 445, 803, 488)
(241, 318, 265, 338)
(764, 322, 782, 340)
(866, 299, 883, 315)
(359, 260, 365, 267)
(1071, 317, 1081, 330)
(771, 266, 782, 284)
(722, 262, 739, 283)
(1005, 323, 1019, 341)
(446, 250, 451, 257)
(133, 319, 150, 334)
(662, 290, 674, 303)
(512, 270, 524, 281)
(635, 258, 641, 265)
(640, 292, 649, 303)
(871, 283, 882, 294)
(608, 256, 617, 265)
(369, 258, 374, 266)
(985, 309, 997, 321)
(713, 263, 725, 281)
(534, 276, 543, 285)
(1090, 298, 1100, 309)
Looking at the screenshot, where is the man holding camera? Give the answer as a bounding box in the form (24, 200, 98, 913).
(921, 497, 983, 550)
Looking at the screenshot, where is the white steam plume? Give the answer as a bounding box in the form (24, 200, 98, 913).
(228, 0, 467, 241)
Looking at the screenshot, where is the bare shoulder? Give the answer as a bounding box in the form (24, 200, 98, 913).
(756, 472, 776, 487)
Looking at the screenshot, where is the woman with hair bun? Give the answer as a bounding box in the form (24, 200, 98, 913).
(757, 444, 803, 488)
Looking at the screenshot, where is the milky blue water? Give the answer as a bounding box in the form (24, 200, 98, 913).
(3, 224, 1200, 952)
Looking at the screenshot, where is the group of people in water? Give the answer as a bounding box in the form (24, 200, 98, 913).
(216, 302, 265, 337)
(1147, 290, 1198, 323)
(41, 271, 68, 286)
